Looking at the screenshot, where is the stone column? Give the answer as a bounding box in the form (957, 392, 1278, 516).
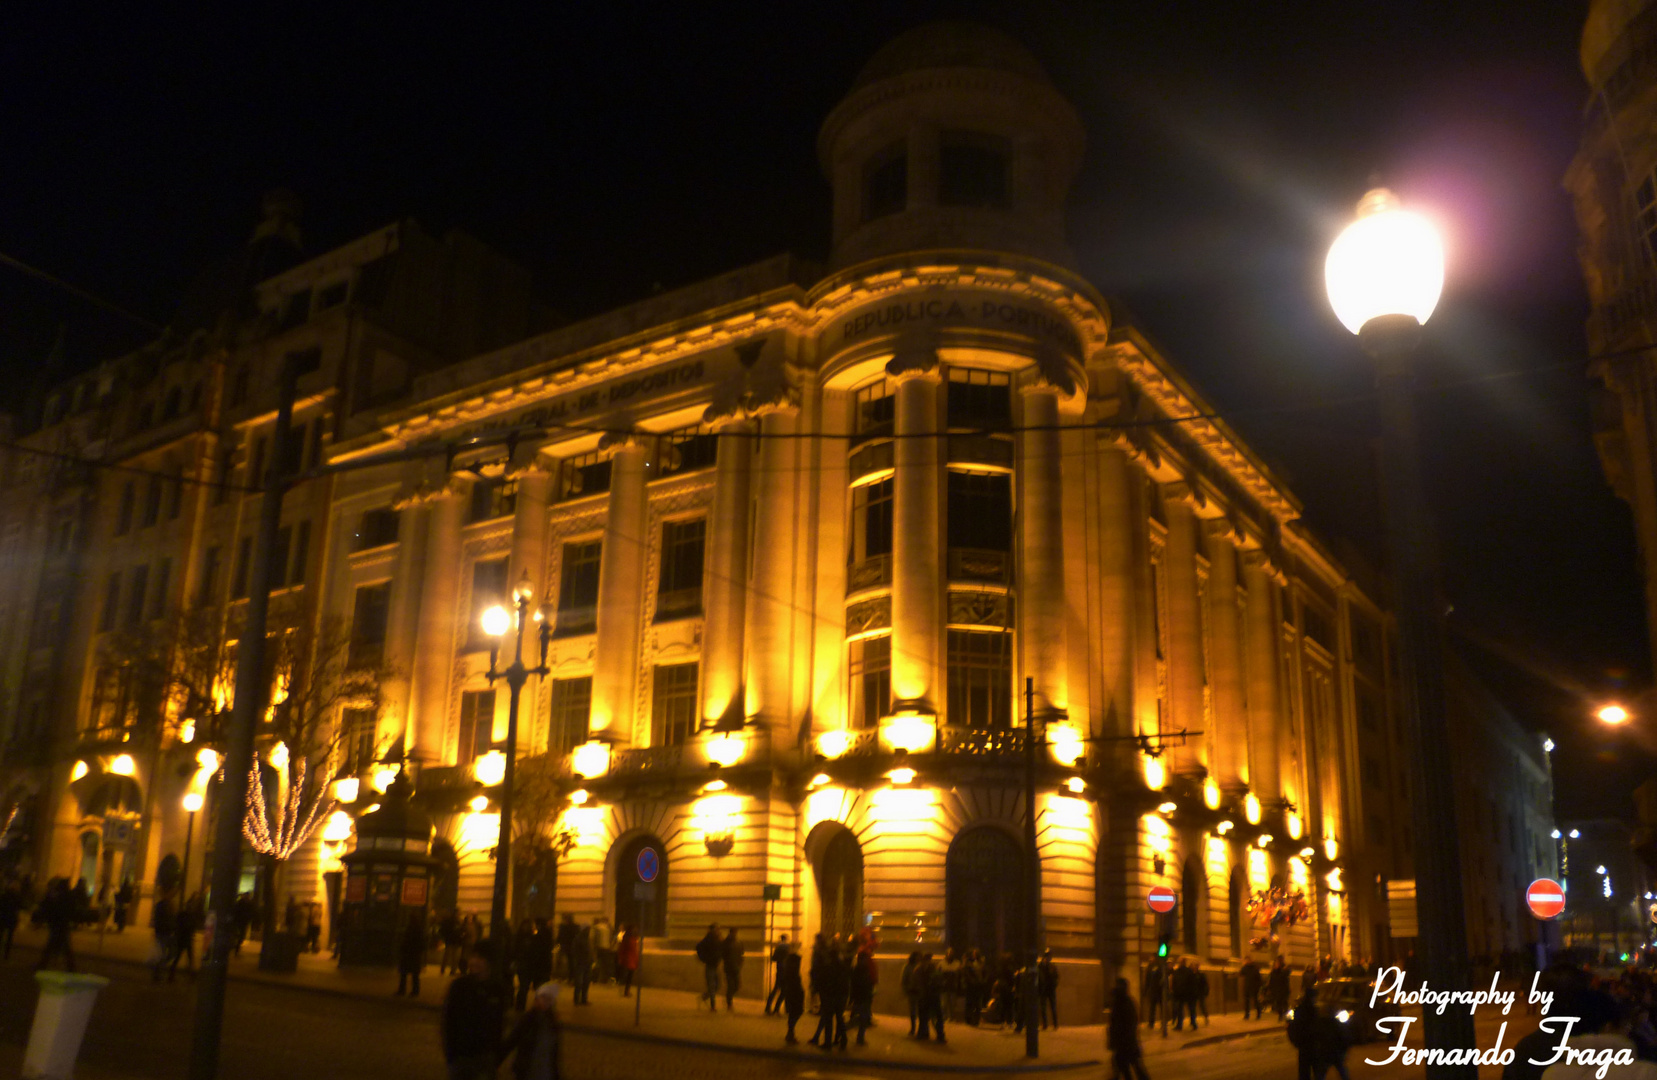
(887, 352, 941, 712)
(1205, 523, 1248, 795)
(1161, 485, 1204, 777)
(591, 437, 649, 746)
(383, 496, 431, 757)
(701, 418, 754, 726)
(1242, 551, 1283, 804)
(745, 407, 800, 727)
(409, 484, 466, 765)
(1020, 384, 1068, 712)
(1096, 441, 1137, 741)
(508, 462, 554, 752)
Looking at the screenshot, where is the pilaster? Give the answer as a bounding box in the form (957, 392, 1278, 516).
(700, 418, 754, 727)
(592, 435, 649, 746)
(1205, 521, 1248, 795)
(745, 405, 801, 729)
(887, 348, 942, 712)
(410, 481, 467, 764)
(384, 493, 431, 757)
(1161, 482, 1204, 777)
(1020, 381, 1068, 714)
(1241, 550, 1284, 805)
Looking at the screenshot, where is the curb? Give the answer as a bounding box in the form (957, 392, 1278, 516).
(1176, 1026, 1286, 1050)
(19, 944, 1102, 1074)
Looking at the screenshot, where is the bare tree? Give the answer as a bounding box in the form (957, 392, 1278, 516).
(508, 752, 576, 918)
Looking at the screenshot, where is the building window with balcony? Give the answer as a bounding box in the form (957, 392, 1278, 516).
(469, 477, 517, 523)
(651, 662, 700, 747)
(560, 452, 611, 500)
(849, 635, 891, 730)
(657, 426, 718, 477)
(556, 541, 602, 635)
(657, 518, 706, 620)
(548, 676, 593, 754)
(348, 583, 390, 669)
(458, 689, 496, 767)
(354, 507, 401, 551)
(863, 142, 907, 222)
(946, 368, 1011, 429)
(946, 630, 1012, 730)
(467, 557, 510, 650)
(848, 478, 894, 590)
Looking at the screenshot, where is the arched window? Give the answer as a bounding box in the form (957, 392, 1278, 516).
(1182, 855, 1205, 956)
(946, 826, 1027, 956)
(614, 834, 668, 937)
(809, 824, 865, 940)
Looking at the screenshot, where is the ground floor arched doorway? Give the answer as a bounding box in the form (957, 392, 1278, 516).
(946, 826, 1027, 957)
(613, 834, 667, 937)
(808, 823, 864, 941)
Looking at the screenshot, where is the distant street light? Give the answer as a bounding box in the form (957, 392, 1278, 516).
(1326, 187, 1475, 1079)
(180, 790, 203, 902)
(1597, 704, 1630, 725)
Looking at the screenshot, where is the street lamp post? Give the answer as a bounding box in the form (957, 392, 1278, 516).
(1327, 187, 1475, 1077)
(481, 576, 553, 973)
(180, 792, 203, 899)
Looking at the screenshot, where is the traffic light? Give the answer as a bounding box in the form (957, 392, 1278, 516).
(1156, 939, 1169, 958)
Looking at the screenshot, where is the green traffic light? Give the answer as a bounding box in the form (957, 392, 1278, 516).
(1157, 941, 1169, 958)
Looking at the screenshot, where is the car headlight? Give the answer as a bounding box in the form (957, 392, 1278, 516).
(1336, 1010, 1351, 1023)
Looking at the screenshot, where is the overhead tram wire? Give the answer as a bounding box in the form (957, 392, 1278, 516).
(0, 248, 163, 333)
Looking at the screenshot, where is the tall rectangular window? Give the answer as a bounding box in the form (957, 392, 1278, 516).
(946, 471, 1012, 552)
(348, 583, 391, 668)
(946, 630, 1012, 730)
(116, 483, 135, 535)
(150, 558, 171, 619)
(354, 507, 400, 551)
(946, 368, 1012, 429)
(199, 546, 221, 607)
(548, 677, 593, 754)
(863, 142, 907, 221)
(556, 541, 602, 634)
(271, 526, 291, 592)
(458, 689, 497, 766)
(560, 452, 611, 499)
(651, 662, 700, 746)
(290, 520, 311, 586)
(340, 708, 378, 774)
(249, 436, 267, 488)
(232, 537, 252, 599)
(656, 519, 706, 619)
(854, 378, 895, 437)
(469, 478, 517, 523)
(468, 557, 510, 649)
(938, 132, 1010, 209)
(100, 572, 120, 632)
(125, 565, 149, 629)
(850, 478, 894, 564)
(849, 635, 891, 730)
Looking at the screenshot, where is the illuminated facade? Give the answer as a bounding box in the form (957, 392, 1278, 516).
(0, 24, 1409, 1020)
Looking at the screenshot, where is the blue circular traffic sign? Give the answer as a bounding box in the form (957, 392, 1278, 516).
(637, 847, 660, 883)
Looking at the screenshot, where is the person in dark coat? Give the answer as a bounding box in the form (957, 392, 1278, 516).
(568, 923, 593, 1005)
(168, 894, 199, 980)
(779, 948, 806, 1044)
(0, 879, 22, 961)
(529, 919, 555, 994)
(1170, 959, 1195, 1031)
(616, 925, 640, 995)
(1108, 978, 1150, 1080)
(397, 914, 427, 996)
(1239, 959, 1263, 1020)
(1312, 1000, 1352, 1080)
(849, 945, 877, 1045)
(722, 928, 744, 1010)
(150, 890, 176, 982)
(765, 934, 790, 1014)
(814, 945, 850, 1050)
(1287, 988, 1325, 1080)
(1193, 964, 1209, 1026)
(1142, 957, 1165, 1027)
(34, 878, 76, 972)
(555, 914, 578, 980)
(113, 880, 133, 933)
(695, 924, 724, 1010)
(918, 953, 946, 1043)
(1268, 956, 1292, 1020)
(442, 948, 508, 1080)
(501, 981, 562, 1080)
(1038, 950, 1060, 1030)
(231, 892, 255, 956)
(513, 919, 539, 1011)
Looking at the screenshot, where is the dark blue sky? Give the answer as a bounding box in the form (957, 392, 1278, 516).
(0, 1, 1646, 817)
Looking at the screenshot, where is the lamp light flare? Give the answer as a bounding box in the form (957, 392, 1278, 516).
(1598, 704, 1630, 725)
(569, 788, 591, 804)
(372, 766, 398, 794)
(473, 750, 507, 787)
(816, 729, 854, 760)
(888, 767, 917, 785)
(1543, 737, 1555, 753)
(1257, 834, 1273, 848)
(182, 792, 204, 813)
(321, 809, 353, 843)
(1144, 755, 1167, 792)
(332, 777, 360, 804)
(1157, 801, 1177, 815)
(469, 795, 490, 813)
(480, 604, 511, 638)
(1324, 188, 1445, 335)
(70, 761, 89, 782)
(808, 773, 831, 789)
(705, 731, 745, 768)
(1202, 779, 1221, 810)
(1570, 829, 1580, 839)
(196, 748, 221, 772)
(571, 741, 611, 779)
(110, 754, 136, 776)
(1066, 776, 1086, 794)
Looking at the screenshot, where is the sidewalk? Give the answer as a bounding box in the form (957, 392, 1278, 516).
(8, 926, 1282, 1072)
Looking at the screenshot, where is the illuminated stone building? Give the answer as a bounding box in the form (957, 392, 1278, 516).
(1, 23, 1408, 1020)
(1570, 0, 1657, 678)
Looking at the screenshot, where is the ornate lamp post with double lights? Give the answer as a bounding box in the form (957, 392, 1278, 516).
(1326, 187, 1474, 1077)
(479, 574, 553, 969)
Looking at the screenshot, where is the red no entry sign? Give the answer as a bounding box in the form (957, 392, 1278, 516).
(1148, 885, 1177, 913)
(1526, 878, 1565, 920)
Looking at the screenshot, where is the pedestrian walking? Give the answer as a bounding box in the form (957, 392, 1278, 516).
(1108, 978, 1150, 1080)
(0, 878, 21, 961)
(1170, 959, 1194, 1031)
(592, 916, 615, 985)
(569, 923, 593, 1005)
(113, 879, 133, 933)
(1287, 988, 1320, 1080)
(695, 924, 724, 1010)
(442, 948, 508, 1080)
(779, 947, 806, 1044)
(514, 919, 539, 1011)
(616, 924, 640, 995)
(850, 944, 877, 1045)
(1240, 959, 1262, 1020)
(1194, 963, 1209, 1026)
(150, 890, 176, 982)
(438, 910, 462, 973)
(529, 919, 554, 996)
(1268, 956, 1291, 1020)
(765, 934, 790, 1014)
(306, 905, 323, 952)
(1142, 957, 1165, 1027)
(555, 913, 577, 980)
(807, 933, 826, 1016)
(815, 945, 850, 1050)
(231, 892, 254, 956)
(1038, 950, 1059, 1030)
(722, 927, 744, 1010)
(398, 914, 427, 996)
(169, 894, 199, 980)
(918, 953, 946, 1043)
(901, 951, 922, 1035)
(33, 878, 76, 972)
(502, 980, 563, 1080)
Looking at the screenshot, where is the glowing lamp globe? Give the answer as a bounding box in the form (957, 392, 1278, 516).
(182, 792, 204, 813)
(480, 604, 511, 638)
(1598, 704, 1630, 725)
(705, 731, 745, 768)
(571, 740, 611, 779)
(196, 747, 221, 772)
(473, 749, 507, 787)
(332, 777, 360, 803)
(1325, 188, 1444, 335)
(816, 729, 854, 759)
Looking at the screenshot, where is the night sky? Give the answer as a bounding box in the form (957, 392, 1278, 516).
(1, 2, 1649, 820)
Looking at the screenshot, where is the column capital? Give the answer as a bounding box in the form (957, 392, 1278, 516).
(1240, 548, 1288, 586)
(1203, 518, 1242, 546)
(597, 431, 650, 459)
(885, 345, 941, 384)
(1020, 350, 1088, 410)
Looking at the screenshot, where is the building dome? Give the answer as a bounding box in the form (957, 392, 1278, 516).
(1582, 0, 1657, 84)
(851, 21, 1051, 90)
